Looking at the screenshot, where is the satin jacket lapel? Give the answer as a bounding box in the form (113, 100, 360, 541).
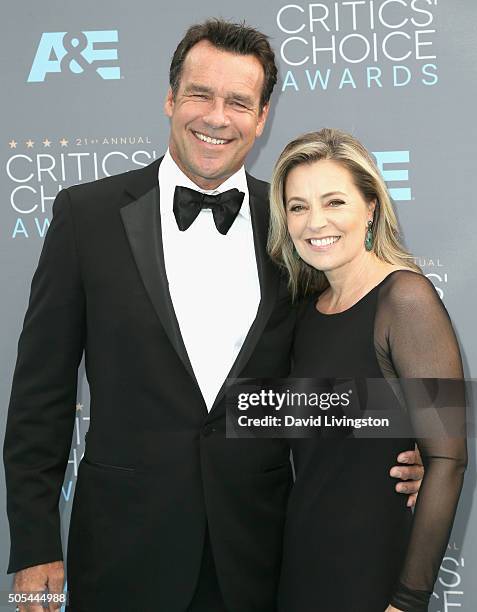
(119, 159, 201, 395)
(209, 173, 280, 415)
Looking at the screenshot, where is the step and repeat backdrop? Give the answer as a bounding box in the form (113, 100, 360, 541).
(1, 1, 476, 610)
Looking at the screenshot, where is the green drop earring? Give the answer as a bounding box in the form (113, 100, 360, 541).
(365, 220, 374, 251)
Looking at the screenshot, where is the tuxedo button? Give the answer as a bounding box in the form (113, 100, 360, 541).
(202, 424, 217, 437)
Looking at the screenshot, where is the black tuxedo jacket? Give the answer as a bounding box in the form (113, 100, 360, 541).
(3, 157, 296, 611)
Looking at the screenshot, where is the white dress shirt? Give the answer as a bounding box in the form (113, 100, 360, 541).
(158, 150, 261, 410)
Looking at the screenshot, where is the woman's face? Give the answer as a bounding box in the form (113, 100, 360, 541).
(285, 159, 376, 273)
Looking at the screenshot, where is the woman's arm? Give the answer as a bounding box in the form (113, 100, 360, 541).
(377, 271, 467, 612)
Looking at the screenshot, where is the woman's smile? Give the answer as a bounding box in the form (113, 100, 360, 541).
(305, 236, 341, 251)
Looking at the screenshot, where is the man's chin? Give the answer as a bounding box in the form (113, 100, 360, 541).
(192, 161, 234, 182)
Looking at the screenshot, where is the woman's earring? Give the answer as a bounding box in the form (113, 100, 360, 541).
(365, 220, 374, 251)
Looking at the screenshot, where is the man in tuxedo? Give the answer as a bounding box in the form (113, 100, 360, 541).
(4, 19, 423, 612)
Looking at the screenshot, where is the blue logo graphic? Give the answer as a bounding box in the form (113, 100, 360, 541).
(373, 151, 411, 201)
(28, 31, 120, 83)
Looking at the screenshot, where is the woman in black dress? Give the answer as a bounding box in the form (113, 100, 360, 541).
(268, 128, 467, 612)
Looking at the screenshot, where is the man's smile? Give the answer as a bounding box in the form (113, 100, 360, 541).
(192, 130, 233, 146)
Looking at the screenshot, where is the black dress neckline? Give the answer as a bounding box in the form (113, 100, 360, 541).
(313, 269, 417, 317)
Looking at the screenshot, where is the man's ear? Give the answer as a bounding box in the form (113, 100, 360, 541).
(255, 102, 270, 138)
(164, 87, 174, 118)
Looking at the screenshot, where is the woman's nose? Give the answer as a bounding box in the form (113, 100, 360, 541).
(307, 204, 327, 231)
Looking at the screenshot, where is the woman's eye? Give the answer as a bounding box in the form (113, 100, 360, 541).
(328, 200, 344, 207)
(289, 204, 304, 212)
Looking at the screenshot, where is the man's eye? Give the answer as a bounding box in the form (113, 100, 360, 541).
(191, 94, 209, 100)
(231, 101, 247, 109)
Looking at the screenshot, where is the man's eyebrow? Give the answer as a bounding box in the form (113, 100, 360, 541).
(225, 93, 255, 106)
(183, 83, 255, 106)
(183, 83, 215, 94)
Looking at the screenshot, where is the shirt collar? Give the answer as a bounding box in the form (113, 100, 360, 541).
(159, 149, 251, 220)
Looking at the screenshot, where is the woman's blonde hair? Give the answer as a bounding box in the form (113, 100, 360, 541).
(268, 127, 420, 299)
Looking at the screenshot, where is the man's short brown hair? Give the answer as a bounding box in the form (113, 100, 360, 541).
(169, 18, 278, 112)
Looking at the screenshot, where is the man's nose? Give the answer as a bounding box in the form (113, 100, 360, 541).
(202, 98, 231, 129)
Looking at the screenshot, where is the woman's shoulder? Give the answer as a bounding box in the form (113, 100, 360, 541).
(378, 267, 442, 313)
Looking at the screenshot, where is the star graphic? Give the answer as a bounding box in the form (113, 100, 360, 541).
(59, 138, 69, 147)
(8, 140, 17, 149)
(26, 139, 35, 148)
(76, 403, 84, 412)
(43, 138, 52, 147)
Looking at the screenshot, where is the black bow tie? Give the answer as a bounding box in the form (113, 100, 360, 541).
(173, 185, 245, 235)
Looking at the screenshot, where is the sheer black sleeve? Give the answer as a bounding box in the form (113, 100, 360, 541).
(374, 270, 467, 612)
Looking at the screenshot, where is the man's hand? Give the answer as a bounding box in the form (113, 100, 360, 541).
(12, 561, 64, 612)
(390, 444, 424, 508)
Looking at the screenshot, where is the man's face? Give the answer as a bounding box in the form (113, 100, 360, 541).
(164, 40, 270, 189)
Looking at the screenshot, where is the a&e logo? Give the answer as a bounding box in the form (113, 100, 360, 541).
(28, 30, 121, 83)
(373, 150, 411, 201)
